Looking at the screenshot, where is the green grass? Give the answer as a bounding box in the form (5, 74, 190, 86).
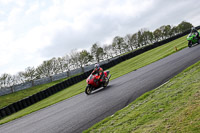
(0, 34, 188, 124)
(84, 60, 200, 133)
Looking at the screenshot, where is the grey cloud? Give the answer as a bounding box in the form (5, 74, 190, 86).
(40, 0, 200, 58)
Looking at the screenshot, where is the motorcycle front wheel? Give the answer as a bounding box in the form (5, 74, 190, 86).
(85, 85, 92, 95)
(103, 77, 109, 88)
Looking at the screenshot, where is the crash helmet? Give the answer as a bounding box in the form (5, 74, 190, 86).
(191, 27, 196, 32)
(94, 63, 100, 69)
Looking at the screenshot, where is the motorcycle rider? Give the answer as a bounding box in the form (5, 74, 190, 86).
(91, 63, 105, 84)
(191, 27, 199, 40)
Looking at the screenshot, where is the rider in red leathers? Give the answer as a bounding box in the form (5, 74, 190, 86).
(91, 64, 105, 84)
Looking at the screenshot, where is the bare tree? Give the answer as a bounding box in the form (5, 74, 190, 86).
(163, 25, 172, 38)
(0, 74, 6, 88)
(124, 34, 134, 51)
(0, 73, 9, 88)
(15, 72, 26, 84)
(142, 30, 153, 45)
(35, 59, 55, 79)
(78, 50, 93, 72)
(91, 43, 104, 63)
(0, 73, 14, 88)
(137, 28, 153, 46)
(62, 54, 71, 76)
(70, 49, 80, 69)
(50, 57, 60, 75)
(112, 36, 126, 55)
(131, 33, 140, 49)
(170, 26, 178, 36)
(103, 44, 115, 60)
(57, 57, 65, 73)
(22, 67, 36, 82)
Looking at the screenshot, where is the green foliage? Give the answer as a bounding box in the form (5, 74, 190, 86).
(153, 29, 162, 42)
(177, 21, 193, 33)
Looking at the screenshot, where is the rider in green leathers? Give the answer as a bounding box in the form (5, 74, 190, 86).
(191, 27, 199, 40)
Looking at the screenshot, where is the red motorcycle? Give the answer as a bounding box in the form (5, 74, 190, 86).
(85, 70, 111, 95)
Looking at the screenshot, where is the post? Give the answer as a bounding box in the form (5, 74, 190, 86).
(174, 46, 178, 51)
(11, 86, 14, 93)
(31, 80, 34, 87)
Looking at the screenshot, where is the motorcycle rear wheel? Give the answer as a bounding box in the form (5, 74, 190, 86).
(85, 85, 92, 95)
(188, 41, 192, 48)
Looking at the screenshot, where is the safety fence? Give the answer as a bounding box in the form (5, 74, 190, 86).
(0, 26, 199, 119)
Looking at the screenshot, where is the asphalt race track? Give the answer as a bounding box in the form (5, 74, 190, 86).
(1, 45, 200, 133)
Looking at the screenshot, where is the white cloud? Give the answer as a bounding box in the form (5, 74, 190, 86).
(0, 10, 5, 15)
(0, 30, 14, 67)
(0, 0, 25, 7)
(7, 7, 23, 25)
(0, 0, 13, 5)
(0, 21, 5, 30)
(25, 2, 39, 15)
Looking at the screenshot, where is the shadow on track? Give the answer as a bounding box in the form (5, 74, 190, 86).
(90, 85, 113, 95)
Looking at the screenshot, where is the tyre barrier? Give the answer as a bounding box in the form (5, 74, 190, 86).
(7, 105, 15, 114)
(1, 28, 198, 119)
(18, 101, 23, 110)
(21, 99, 28, 108)
(78, 75, 82, 81)
(76, 75, 80, 82)
(37, 92, 43, 101)
(29, 95, 35, 105)
(0, 108, 6, 118)
(62, 81, 69, 88)
(13, 102, 19, 112)
(60, 82, 66, 90)
(80, 73, 85, 80)
(72, 76, 78, 84)
(25, 98, 31, 107)
(101, 63, 106, 70)
(86, 71, 91, 77)
(67, 78, 73, 86)
(62, 81, 68, 88)
(44, 89, 50, 98)
(40, 90, 46, 99)
(48, 86, 55, 95)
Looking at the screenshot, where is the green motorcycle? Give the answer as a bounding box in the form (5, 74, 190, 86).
(187, 31, 200, 47)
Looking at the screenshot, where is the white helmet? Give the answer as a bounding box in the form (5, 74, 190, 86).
(191, 27, 196, 32)
(94, 64, 100, 69)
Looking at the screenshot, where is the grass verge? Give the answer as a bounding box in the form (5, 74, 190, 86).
(0, 74, 81, 109)
(84, 60, 200, 133)
(0, 35, 188, 124)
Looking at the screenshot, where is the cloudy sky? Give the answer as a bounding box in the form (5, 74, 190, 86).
(0, 0, 200, 75)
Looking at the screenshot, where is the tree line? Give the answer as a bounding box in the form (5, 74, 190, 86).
(0, 21, 193, 89)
